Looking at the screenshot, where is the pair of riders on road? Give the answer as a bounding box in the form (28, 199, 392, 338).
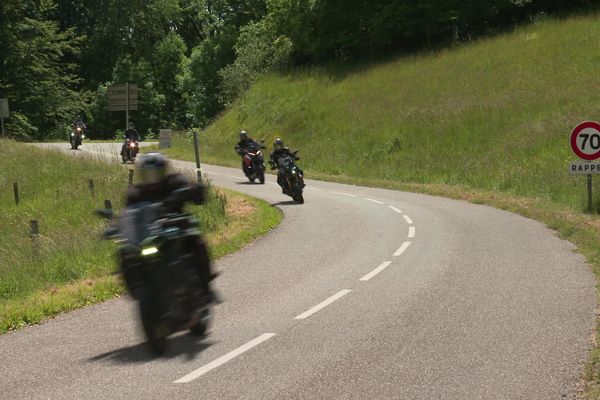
(235, 130, 304, 194)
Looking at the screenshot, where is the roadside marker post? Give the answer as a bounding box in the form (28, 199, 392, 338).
(13, 182, 19, 205)
(193, 130, 202, 182)
(569, 121, 600, 212)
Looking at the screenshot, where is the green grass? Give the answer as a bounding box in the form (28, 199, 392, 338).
(160, 12, 600, 397)
(0, 139, 281, 332)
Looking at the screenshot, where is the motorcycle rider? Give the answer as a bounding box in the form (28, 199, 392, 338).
(121, 122, 141, 156)
(269, 138, 303, 194)
(123, 153, 218, 303)
(72, 116, 86, 131)
(234, 130, 262, 171)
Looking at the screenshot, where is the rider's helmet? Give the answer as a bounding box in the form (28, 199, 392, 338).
(128, 122, 135, 130)
(138, 153, 168, 186)
(273, 138, 284, 151)
(239, 130, 248, 141)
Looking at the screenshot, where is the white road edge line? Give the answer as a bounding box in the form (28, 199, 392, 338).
(389, 206, 402, 213)
(360, 261, 393, 281)
(174, 333, 276, 383)
(365, 198, 384, 204)
(226, 175, 242, 179)
(393, 241, 411, 257)
(294, 290, 351, 320)
(307, 188, 323, 192)
(408, 226, 416, 238)
(331, 191, 357, 198)
(403, 215, 414, 224)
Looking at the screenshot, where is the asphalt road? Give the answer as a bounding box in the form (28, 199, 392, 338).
(0, 142, 596, 399)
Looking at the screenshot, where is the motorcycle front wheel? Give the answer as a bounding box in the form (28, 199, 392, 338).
(139, 288, 167, 355)
(190, 307, 212, 336)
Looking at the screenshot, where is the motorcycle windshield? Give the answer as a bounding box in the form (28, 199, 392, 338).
(278, 156, 294, 170)
(118, 203, 160, 245)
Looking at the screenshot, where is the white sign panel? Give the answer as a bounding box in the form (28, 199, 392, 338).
(159, 129, 172, 149)
(569, 162, 600, 174)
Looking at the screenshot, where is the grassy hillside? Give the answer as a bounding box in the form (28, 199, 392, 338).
(167, 12, 600, 212)
(0, 140, 281, 332)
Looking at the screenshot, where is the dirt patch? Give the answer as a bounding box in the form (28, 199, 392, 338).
(225, 195, 256, 218)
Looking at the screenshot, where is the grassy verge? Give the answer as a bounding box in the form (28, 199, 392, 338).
(159, 12, 600, 397)
(0, 140, 281, 333)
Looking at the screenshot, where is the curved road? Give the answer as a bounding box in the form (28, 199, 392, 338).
(0, 143, 596, 399)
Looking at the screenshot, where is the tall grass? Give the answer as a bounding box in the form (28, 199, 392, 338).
(166, 13, 600, 213)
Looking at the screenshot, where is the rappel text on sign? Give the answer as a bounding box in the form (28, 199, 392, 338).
(569, 162, 600, 174)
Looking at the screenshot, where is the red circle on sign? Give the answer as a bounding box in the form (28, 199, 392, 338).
(571, 121, 600, 161)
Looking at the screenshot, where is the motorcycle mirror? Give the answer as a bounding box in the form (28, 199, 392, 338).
(292, 150, 299, 155)
(95, 208, 114, 219)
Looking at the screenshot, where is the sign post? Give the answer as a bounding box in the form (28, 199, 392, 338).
(0, 98, 9, 136)
(569, 121, 600, 212)
(107, 84, 138, 131)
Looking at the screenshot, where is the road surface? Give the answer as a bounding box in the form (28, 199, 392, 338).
(0, 142, 595, 399)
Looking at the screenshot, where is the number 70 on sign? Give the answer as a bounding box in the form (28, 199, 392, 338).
(571, 121, 600, 161)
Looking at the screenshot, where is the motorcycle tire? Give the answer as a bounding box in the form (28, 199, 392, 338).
(258, 172, 265, 184)
(249, 176, 256, 183)
(190, 307, 212, 336)
(139, 288, 167, 355)
(122, 154, 128, 164)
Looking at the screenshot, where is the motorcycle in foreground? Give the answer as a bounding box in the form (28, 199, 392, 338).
(97, 189, 212, 355)
(122, 139, 139, 163)
(238, 141, 266, 184)
(70, 126, 84, 150)
(272, 150, 305, 204)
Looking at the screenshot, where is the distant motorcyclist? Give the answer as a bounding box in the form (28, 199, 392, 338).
(269, 138, 303, 193)
(122, 123, 141, 156)
(124, 153, 218, 303)
(72, 116, 86, 131)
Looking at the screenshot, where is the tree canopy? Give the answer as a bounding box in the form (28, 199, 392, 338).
(0, 0, 591, 139)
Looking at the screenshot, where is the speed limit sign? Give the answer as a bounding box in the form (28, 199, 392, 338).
(571, 121, 600, 160)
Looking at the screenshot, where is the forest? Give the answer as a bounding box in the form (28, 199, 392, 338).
(0, 0, 589, 140)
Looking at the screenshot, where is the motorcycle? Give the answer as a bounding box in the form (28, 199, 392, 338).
(122, 139, 139, 163)
(96, 189, 212, 355)
(238, 141, 266, 184)
(70, 126, 84, 150)
(272, 150, 305, 204)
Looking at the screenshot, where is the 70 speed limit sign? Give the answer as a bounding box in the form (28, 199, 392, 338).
(571, 121, 600, 160)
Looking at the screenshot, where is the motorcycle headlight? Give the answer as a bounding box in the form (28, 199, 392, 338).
(81, 134, 85, 138)
(141, 246, 159, 256)
(291, 170, 296, 175)
(70, 133, 75, 137)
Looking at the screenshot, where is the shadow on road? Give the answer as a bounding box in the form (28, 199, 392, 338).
(88, 333, 214, 364)
(272, 200, 302, 206)
(234, 181, 267, 185)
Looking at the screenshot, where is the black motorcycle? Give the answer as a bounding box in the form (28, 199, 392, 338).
(70, 126, 84, 150)
(97, 189, 212, 355)
(238, 141, 266, 184)
(272, 151, 305, 204)
(122, 139, 139, 164)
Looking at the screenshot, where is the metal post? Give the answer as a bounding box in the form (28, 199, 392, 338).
(13, 182, 19, 205)
(588, 174, 593, 212)
(104, 199, 113, 210)
(88, 179, 95, 199)
(1, 117, 5, 137)
(193, 130, 202, 182)
(30, 220, 40, 256)
(128, 169, 134, 185)
(125, 82, 129, 131)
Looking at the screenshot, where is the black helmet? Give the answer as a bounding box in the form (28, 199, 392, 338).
(273, 138, 284, 150)
(239, 130, 249, 141)
(138, 153, 168, 185)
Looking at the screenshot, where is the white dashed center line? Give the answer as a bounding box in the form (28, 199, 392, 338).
(295, 290, 352, 320)
(360, 261, 393, 281)
(393, 241, 411, 257)
(408, 226, 416, 238)
(389, 206, 402, 213)
(403, 215, 413, 224)
(174, 333, 277, 383)
(365, 198, 384, 204)
(331, 191, 357, 198)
